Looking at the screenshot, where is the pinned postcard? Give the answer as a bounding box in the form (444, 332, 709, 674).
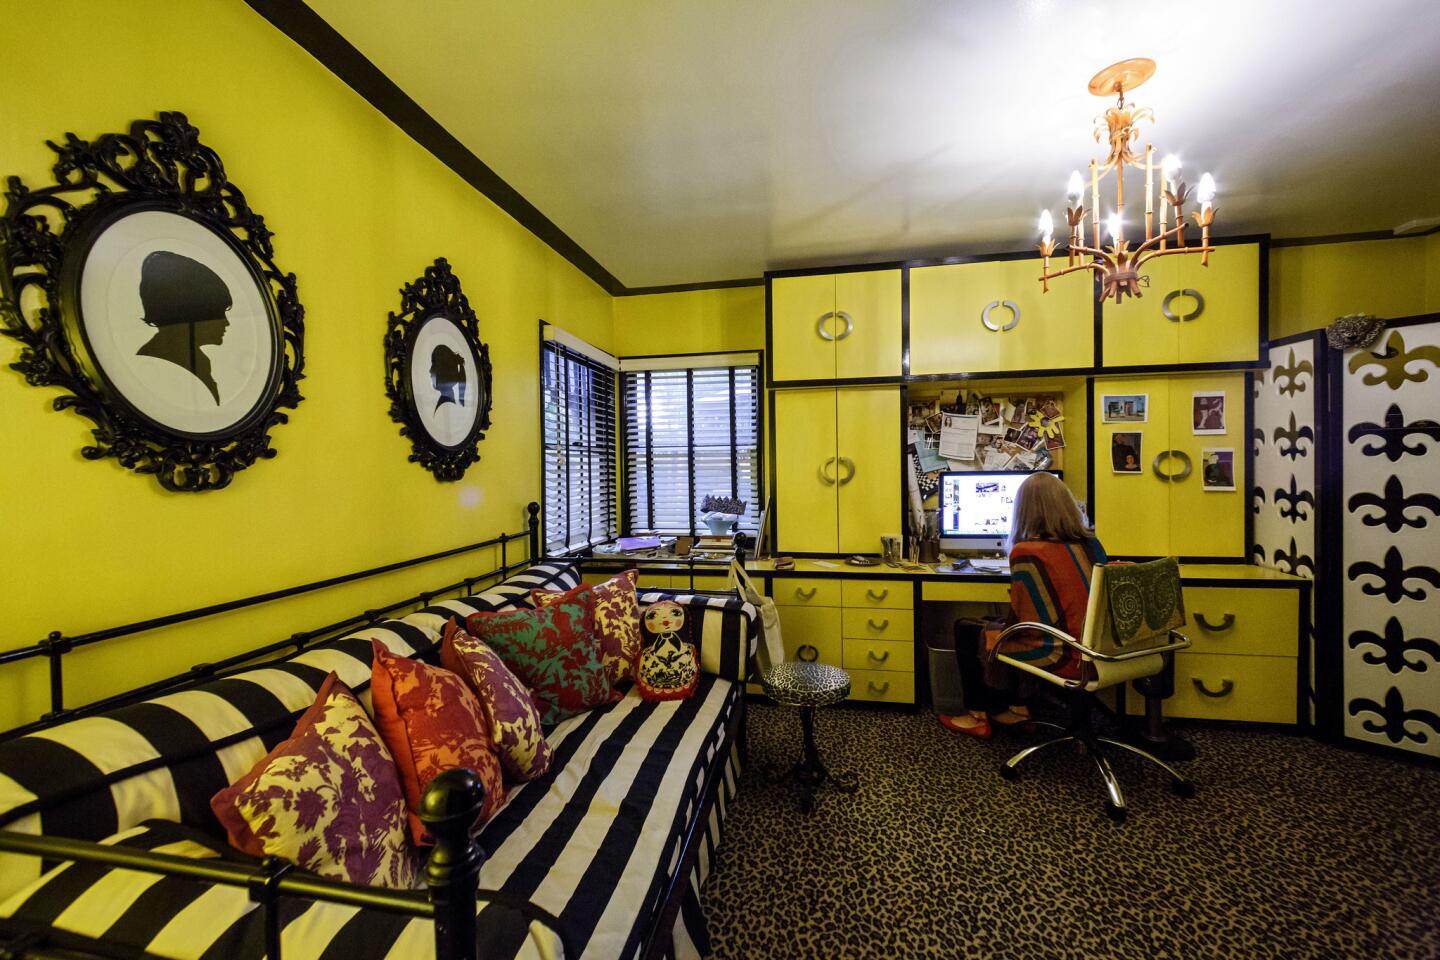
(939, 413, 979, 461)
(914, 441, 948, 474)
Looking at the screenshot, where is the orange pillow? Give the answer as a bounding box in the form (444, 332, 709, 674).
(369, 640, 507, 844)
(532, 571, 642, 686)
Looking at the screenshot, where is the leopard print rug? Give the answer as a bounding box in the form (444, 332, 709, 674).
(701, 702, 1440, 960)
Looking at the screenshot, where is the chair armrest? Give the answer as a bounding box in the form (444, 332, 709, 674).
(990, 622, 1192, 663)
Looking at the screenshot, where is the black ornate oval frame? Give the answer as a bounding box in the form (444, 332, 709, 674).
(384, 258, 493, 481)
(0, 111, 305, 491)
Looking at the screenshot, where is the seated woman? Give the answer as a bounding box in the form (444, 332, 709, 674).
(939, 471, 1107, 739)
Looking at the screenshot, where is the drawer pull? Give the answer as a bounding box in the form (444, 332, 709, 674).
(867, 649, 890, 664)
(867, 618, 890, 631)
(797, 644, 820, 663)
(1192, 678, 1234, 698)
(795, 587, 817, 601)
(866, 588, 889, 602)
(1195, 612, 1236, 632)
(868, 680, 890, 694)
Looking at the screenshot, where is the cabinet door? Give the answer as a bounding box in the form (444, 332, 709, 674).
(1173, 243, 1262, 365)
(1166, 373, 1246, 558)
(908, 263, 997, 376)
(1093, 376, 1172, 557)
(990, 258, 1094, 372)
(771, 274, 836, 382)
(1101, 255, 1180, 367)
(774, 389, 838, 552)
(835, 386, 900, 554)
(835, 269, 902, 378)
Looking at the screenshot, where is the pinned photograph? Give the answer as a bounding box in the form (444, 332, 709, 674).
(1201, 448, 1236, 491)
(1101, 393, 1148, 423)
(1111, 432, 1142, 473)
(1192, 391, 1227, 434)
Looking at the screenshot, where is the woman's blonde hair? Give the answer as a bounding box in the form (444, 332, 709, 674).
(1008, 472, 1093, 549)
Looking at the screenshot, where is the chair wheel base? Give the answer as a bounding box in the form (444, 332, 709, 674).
(1103, 800, 1127, 824)
(1170, 778, 1196, 798)
(998, 764, 1019, 782)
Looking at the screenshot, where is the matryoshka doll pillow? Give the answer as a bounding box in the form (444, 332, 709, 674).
(636, 600, 699, 702)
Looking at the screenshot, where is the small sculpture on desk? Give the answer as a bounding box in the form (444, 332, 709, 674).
(700, 494, 746, 535)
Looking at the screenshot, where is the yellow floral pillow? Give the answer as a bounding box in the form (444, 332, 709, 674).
(532, 571, 642, 686)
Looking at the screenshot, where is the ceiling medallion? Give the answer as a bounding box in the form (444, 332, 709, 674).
(1035, 58, 1216, 303)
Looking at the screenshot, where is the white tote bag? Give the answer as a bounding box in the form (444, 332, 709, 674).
(729, 559, 785, 674)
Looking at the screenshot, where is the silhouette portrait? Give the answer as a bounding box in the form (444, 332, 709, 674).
(134, 251, 232, 403)
(430, 343, 467, 411)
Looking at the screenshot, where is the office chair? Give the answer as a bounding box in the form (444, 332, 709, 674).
(989, 557, 1194, 823)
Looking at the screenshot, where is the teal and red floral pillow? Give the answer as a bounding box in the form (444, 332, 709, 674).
(465, 600, 616, 725)
(210, 672, 417, 889)
(441, 620, 553, 782)
(532, 572, 643, 687)
(369, 641, 507, 844)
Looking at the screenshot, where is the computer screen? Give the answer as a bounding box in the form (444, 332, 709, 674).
(939, 471, 1060, 550)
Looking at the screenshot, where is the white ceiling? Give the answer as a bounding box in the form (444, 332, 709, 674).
(309, 0, 1440, 288)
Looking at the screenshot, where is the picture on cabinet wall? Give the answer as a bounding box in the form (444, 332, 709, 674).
(1111, 432, 1143, 473)
(1201, 448, 1236, 490)
(1101, 393, 1148, 423)
(1192, 391, 1227, 434)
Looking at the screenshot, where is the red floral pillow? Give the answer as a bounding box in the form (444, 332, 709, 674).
(465, 600, 616, 725)
(210, 673, 417, 888)
(532, 572, 643, 687)
(441, 619, 553, 782)
(369, 641, 507, 845)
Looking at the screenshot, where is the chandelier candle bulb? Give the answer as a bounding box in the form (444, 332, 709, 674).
(1067, 170, 1085, 206)
(1198, 172, 1216, 211)
(1038, 209, 1054, 244)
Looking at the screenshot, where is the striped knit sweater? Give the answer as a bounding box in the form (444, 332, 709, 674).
(992, 538, 1109, 680)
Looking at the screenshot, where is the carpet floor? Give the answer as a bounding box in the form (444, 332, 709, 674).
(699, 701, 1440, 960)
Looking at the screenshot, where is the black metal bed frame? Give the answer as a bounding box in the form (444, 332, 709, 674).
(0, 502, 748, 960)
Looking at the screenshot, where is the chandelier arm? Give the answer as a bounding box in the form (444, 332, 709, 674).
(1134, 245, 1217, 272)
(1038, 260, 1103, 283)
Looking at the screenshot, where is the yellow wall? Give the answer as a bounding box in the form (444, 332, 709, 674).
(612, 286, 765, 356)
(1268, 236, 1436, 339)
(0, 2, 613, 728)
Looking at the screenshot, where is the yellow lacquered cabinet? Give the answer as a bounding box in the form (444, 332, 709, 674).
(774, 386, 899, 555)
(1092, 373, 1246, 558)
(1101, 242, 1261, 368)
(909, 259, 1093, 376)
(770, 270, 902, 382)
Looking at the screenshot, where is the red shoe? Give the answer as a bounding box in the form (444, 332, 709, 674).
(939, 713, 992, 740)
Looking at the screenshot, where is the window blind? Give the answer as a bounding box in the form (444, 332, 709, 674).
(622, 364, 762, 536)
(542, 341, 617, 553)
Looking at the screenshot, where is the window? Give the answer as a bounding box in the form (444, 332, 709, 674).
(542, 339, 617, 553)
(622, 358, 762, 535)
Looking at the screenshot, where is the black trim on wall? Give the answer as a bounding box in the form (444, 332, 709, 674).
(1316, 332, 1345, 741)
(1244, 371, 1256, 561)
(244, 0, 627, 295)
(619, 277, 765, 297)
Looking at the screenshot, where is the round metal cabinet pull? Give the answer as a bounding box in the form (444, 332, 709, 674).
(1162, 288, 1205, 322)
(1195, 612, 1236, 632)
(866, 588, 889, 602)
(868, 618, 890, 631)
(867, 649, 891, 663)
(981, 299, 1021, 332)
(1152, 449, 1192, 481)
(797, 644, 820, 662)
(795, 587, 817, 601)
(1192, 677, 1234, 698)
(834, 310, 854, 340)
(836, 457, 856, 485)
(818, 457, 837, 485)
(868, 680, 891, 694)
(815, 310, 855, 341)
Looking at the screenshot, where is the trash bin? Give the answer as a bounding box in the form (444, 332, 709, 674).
(926, 628, 966, 715)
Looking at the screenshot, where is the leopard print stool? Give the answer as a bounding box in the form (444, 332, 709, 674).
(760, 662, 858, 813)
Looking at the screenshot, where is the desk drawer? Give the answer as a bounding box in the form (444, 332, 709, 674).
(842, 608, 913, 642)
(1163, 652, 1296, 724)
(772, 578, 842, 607)
(1184, 587, 1299, 658)
(841, 579, 910, 610)
(842, 637, 915, 673)
(922, 581, 1010, 603)
(847, 668, 915, 704)
(777, 605, 841, 666)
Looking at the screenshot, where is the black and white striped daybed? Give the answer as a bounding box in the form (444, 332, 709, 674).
(0, 560, 758, 960)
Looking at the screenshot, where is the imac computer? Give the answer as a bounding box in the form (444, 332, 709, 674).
(939, 470, 1061, 554)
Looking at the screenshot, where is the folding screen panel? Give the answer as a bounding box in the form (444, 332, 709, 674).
(1252, 334, 1321, 725)
(1337, 317, 1440, 759)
